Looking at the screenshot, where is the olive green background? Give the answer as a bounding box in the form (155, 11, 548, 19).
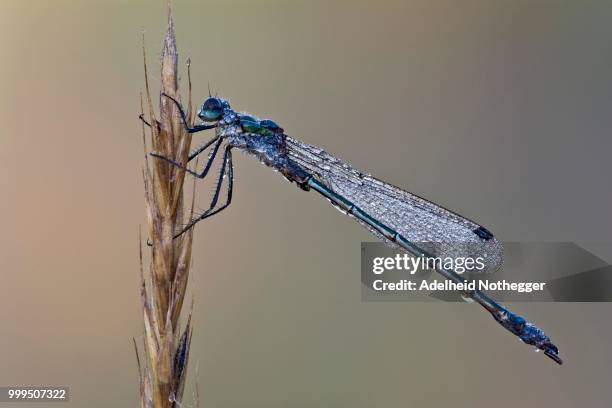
(1, 0, 612, 407)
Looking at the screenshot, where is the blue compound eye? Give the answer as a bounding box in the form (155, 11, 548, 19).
(198, 97, 224, 122)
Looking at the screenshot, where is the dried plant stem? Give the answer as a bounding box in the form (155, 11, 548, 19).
(137, 6, 197, 408)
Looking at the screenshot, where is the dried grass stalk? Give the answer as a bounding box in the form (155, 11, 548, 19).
(136, 5, 197, 408)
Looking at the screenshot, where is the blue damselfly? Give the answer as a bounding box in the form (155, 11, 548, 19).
(145, 93, 562, 365)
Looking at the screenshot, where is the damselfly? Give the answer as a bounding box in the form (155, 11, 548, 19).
(145, 93, 562, 365)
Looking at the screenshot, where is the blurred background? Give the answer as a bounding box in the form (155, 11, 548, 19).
(1, 0, 612, 406)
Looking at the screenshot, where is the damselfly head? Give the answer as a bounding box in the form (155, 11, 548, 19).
(197, 97, 224, 122)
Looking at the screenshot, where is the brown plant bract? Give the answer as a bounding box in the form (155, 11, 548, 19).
(137, 5, 197, 408)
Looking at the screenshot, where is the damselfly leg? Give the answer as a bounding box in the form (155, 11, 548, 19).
(150, 136, 223, 179)
(172, 146, 234, 239)
(146, 145, 233, 244)
(138, 93, 217, 134)
(187, 135, 221, 163)
(162, 92, 217, 134)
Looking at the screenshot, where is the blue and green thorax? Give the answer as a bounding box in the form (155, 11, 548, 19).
(236, 113, 283, 137)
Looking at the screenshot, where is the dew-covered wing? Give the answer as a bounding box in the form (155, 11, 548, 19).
(285, 136, 503, 272)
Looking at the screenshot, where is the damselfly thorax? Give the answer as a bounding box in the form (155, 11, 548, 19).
(216, 106, 312, 188)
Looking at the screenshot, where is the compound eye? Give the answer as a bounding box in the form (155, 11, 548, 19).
(198, 97, 224, 122)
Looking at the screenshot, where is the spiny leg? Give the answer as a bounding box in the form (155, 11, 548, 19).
(173, 147, 234, 239)
(145, 147, 233, 246)
(150, 137, 223, 179)
(187, 135, 221, 163)
(206, 147, 233, 211)
(161, 92, 217, 134)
